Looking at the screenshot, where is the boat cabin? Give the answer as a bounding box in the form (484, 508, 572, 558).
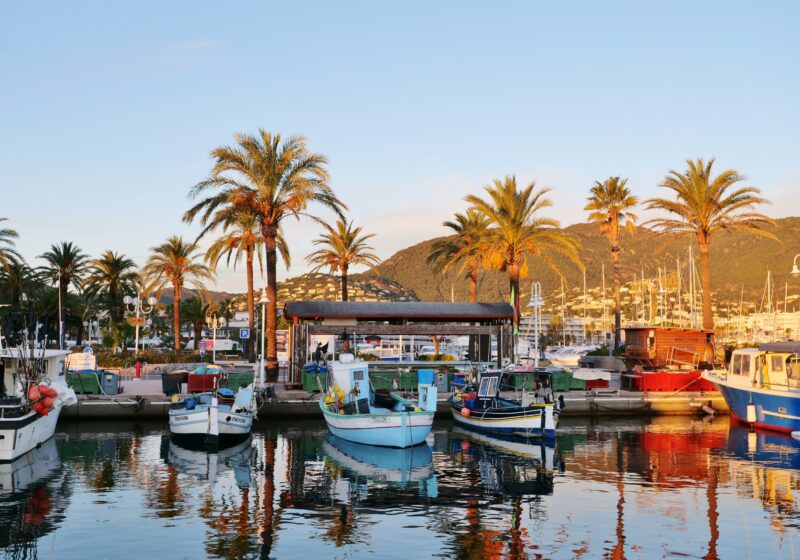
(725, 344, 800, 391)
(329, 353, 371, 404)
(0, 349, 69, 398)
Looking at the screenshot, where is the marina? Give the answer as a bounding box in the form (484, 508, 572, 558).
(1, 416, 799, 559)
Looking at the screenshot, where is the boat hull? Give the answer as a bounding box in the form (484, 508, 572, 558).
(168, 407, 253, 446)
(704, 374, 800, 433)
(0, 405, 62, 463)
(320, 401, 434, 448)
(449, 400, 557, 440)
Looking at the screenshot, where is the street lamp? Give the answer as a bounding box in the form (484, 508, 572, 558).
(205, 304, 220, 364)
(791, 254, 800, 278)
(258, 287, 269, 386)
(123, 293, 158, 356)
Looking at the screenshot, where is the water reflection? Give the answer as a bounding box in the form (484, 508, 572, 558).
(0, 438, 68, 559)
(2, 418, 800, 559)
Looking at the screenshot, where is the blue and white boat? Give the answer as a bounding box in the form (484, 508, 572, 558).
(703, 342, 800, 434)
(449, 368, 560, 441)
(318, 354, 437, 448)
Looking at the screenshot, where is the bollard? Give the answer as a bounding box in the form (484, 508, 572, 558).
(135, 361, 142, 379)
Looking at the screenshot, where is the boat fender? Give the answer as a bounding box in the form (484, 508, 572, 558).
(28, 385, 41, 402)
(461, 407, 470, 417)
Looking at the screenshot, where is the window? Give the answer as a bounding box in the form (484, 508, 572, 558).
(741, 355, 751, 375)
(353, 370, 364, 381)
(771, 356, 784, 373)
(479, 376, 498, 397)
(732, 355, 742, 375)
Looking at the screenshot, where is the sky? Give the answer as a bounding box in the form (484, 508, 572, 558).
(1, 1, 798, 292)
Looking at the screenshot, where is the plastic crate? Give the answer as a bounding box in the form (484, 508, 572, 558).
(368, 372, 393, 390)
(187, 373, 220, 393)
(66, 371, 101, 395)
(302, 371, 326, 392)
(224, 372, 255, 390)
(550, 370, 572, 392)
(569, 375, 587, 391)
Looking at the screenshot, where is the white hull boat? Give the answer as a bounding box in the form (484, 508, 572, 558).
(0, 404, 62, 463)
(169, 385, 256, 448)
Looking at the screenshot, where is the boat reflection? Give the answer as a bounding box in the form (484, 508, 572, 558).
(448, 427, 559, 496)
(166, 436, 253, 487)
(322, 434, 437, 494)
(0, 438, 68, 557)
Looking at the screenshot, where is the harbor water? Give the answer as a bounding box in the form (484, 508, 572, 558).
(2, 416, 799, 559)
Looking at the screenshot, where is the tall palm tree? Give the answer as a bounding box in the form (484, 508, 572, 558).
(38, 241, 87, 344)
(198, 213, 290, 362)
(306, 219, 380, 301)
(0, 260, 35, 310)
(140, 236, 214, 350)
(466, 176, 581, 334)
(585, 177, 638, 350)
(186, 130, 345, 380)
(427, 209, 490, 303)
(646, 158, 776, 330)
(83, 250, 138, 323)
(0, 218, 20, 273)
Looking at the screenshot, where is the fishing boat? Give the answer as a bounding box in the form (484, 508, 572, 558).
(702, 342, 800, 433)
(168, 384, 256, 448)
(0, 349, 77, 463)
(449, 368, 560, 440)
(318, 353, 437, 448)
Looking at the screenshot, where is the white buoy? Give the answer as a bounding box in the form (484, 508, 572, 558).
(746, 403, 757, 423)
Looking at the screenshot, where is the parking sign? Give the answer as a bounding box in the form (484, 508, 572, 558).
(240, 328, 250, 339)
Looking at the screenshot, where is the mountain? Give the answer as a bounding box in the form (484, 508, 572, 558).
(357, 217, 800, 311)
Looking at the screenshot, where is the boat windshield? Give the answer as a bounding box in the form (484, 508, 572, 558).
(478, 376, 498, 398)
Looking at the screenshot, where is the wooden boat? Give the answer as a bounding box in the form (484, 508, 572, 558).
(168, 385, 256, 448)
(703, 342, 800, 433)
(318, 353, 437, 448)
(449, 368, 559, 441)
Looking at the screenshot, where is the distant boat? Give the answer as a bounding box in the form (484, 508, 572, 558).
(546, 345, 599, 368)
(318, 353, 437, 448)
(168, 384, 256, 449)
(449, 368, 560, 441)
(703, 341, 800, 433)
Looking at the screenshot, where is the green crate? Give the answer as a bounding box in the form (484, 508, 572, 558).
(302, 371, 326, 392)
(66, 372, 101, 395)
(223, 372, 255, 389)
(368, 371, 394, 390)
(569, 375, 587, 391)
(550, 370, 573, 392)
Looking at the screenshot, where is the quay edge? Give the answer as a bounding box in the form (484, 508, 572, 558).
(59, 391, 730, 420)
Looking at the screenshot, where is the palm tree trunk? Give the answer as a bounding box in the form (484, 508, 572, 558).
(612, 245, 622, 351)
(109, 284, 119, 324)
(508, 263, 521, 332)
(194, 321, 201, 351)
(698, 241, 714, 330)
(246, 248, 255, 363)
(341, 264, 349, 302)
(60, 277, 68, 343)
(172, 283, 181, 351)
(263, 227, 279, 382)
(468, 266, 478, 303)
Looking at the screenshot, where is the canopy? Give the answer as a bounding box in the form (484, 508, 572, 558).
(571, 368, 611, 381)
(193, 365, 223, 374)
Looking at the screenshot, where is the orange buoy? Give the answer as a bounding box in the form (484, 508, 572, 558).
(41, 397, 54, 410)
(460, 407, 470, 417)
(28, 385, 40, 402)
(39, 385, 58, 398)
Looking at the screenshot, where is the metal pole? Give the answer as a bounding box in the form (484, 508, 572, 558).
(260, 295, 266, 385)
(57, 281, 63, 350)
(134, 297, 140, 357)
(212, 316, 217, 364)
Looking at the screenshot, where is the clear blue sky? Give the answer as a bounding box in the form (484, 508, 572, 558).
(2, 1, 798, 292)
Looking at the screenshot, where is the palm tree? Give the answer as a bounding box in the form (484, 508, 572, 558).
(83, 250, 138, 323)
(38, 241, 87, 344)
(140, 236, 214, 350)
(198, 213, 290, 362)
(585, 177, 638, 350)
(306, 219, 381, 301)
(181, 296, 210, 351)
(186, 130, 345, 380)
(466, 176, 581, 334)
(0, 218, 20, 273)
(427, 209, 490, 303)
(646, 158, 776, 330)
(0, 260, 35, 310)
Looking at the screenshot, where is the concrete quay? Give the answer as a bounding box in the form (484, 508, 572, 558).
(60, 376, 729, 420)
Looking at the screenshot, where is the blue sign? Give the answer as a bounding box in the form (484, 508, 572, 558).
(239, 328, 251, 340)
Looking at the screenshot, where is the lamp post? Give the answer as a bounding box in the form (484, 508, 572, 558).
(791, 254, 800, 278)
(123, 293, 157, 357)
(527, 282, 544, 368)
(205, 303, 220, 365)
(258, 287, 269, 386)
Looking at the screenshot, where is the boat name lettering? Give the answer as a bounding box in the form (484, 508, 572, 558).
(174, 415, 189, 422)
(371, 416, 389, 424)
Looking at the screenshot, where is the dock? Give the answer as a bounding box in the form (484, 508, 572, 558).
(60, 377, 729, 419)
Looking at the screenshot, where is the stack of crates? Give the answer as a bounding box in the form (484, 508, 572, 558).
(66, 371, 101, 395)
(224, 371, 255, 390)
(550, 370, 573, 392)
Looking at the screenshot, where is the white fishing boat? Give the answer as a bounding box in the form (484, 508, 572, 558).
(168, 385, 256, 448)
(319, 353, 437, 448)
(0, 348, 76, 463)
